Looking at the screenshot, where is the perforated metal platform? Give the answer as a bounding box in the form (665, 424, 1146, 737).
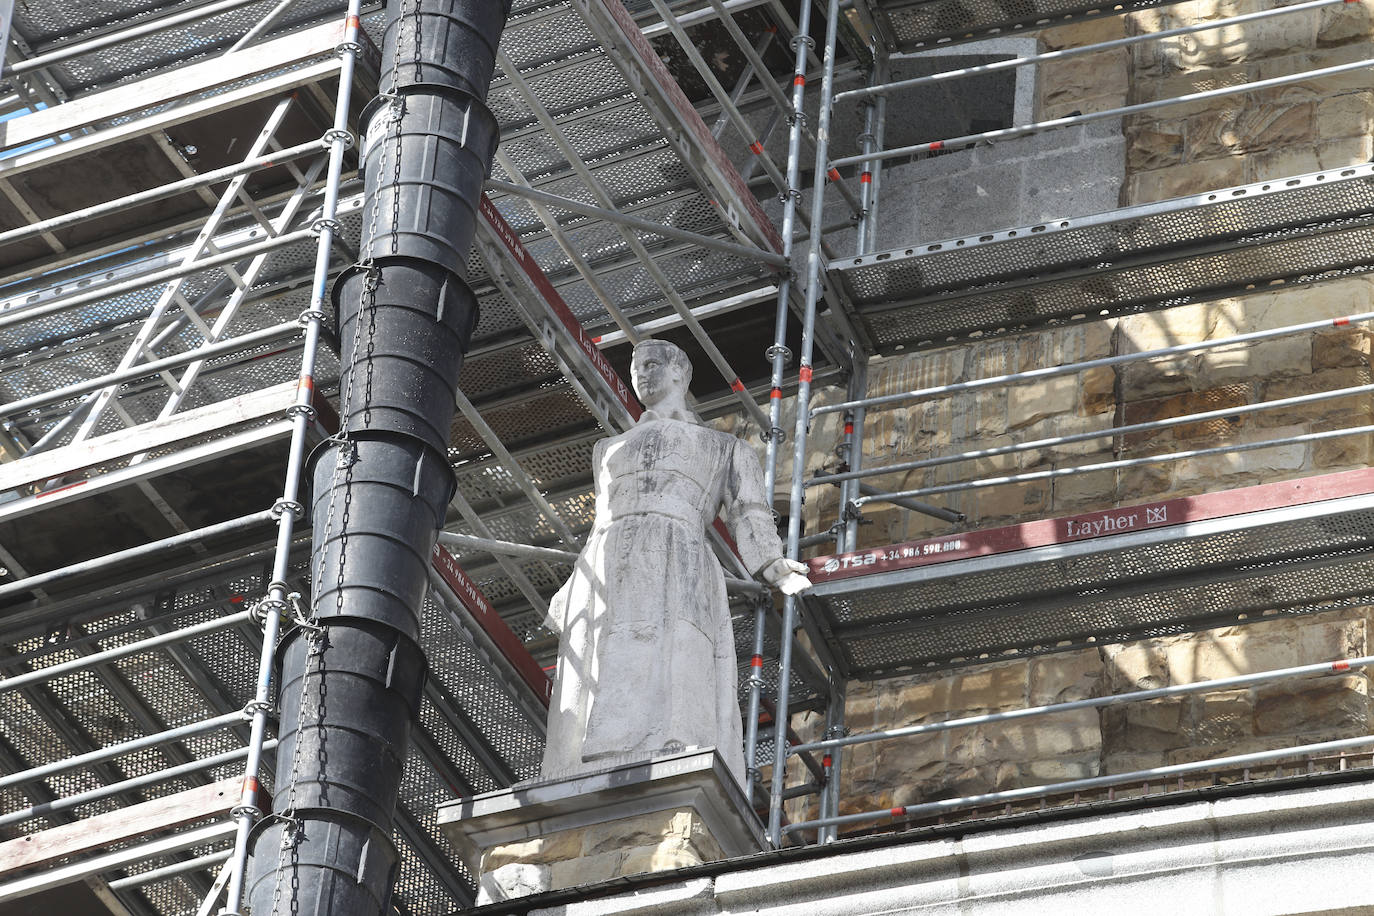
(870, 0, 1176, 51)
(806, 470, 1374, 679)
(833, 165, 1374, 352)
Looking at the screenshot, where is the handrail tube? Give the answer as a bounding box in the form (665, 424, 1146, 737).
(829, 58, 1374, 171)
(0, 322, 299, 419)
(836, 0, 1349, 103)
(0, 610, 256, 694)
(814, 382, 1374, 488)
(785, 733, 1374, 834)
(0, 711, 247, 791)
(0, 140, 326, 247)
(790, 655, 1374, 756)
(0, 741, 276, 830)
(814, 311, 1374, 418)
(8, 0, 268, 76)
(855, 423, 1374, 504)
(108, 850, 233, 891)
(0, 227, 315, 330)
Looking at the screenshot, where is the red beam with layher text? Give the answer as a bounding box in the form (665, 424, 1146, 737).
(809, 468, 1374, 584)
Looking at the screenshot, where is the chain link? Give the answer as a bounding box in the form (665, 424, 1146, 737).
(266, 0, 414, 906)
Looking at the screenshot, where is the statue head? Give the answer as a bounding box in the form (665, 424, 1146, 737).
(631, 339, 692, 412)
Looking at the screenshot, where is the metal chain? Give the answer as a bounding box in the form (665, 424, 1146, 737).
(266, 0, 414, 908)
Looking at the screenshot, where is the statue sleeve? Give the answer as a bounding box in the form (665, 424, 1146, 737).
(722, 437, 786, 577)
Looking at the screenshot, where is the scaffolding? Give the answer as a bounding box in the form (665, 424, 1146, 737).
(3, 0, 1374, 911)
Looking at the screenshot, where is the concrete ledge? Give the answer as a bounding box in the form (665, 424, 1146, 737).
(521, 779, 1374, 915)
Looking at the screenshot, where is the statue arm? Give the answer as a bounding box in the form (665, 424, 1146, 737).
(721, 439, 812, 595)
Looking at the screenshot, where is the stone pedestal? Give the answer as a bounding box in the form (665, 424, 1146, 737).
(436, 748, 765, 904)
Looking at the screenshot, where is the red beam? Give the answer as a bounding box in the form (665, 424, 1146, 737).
(431, 543, 552, 707)
(809, 467, 1374, 585)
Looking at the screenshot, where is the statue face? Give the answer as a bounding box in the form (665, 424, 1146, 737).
(630, 348, 685, 408)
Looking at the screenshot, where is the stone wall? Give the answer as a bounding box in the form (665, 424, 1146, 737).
(772, 274, 1374, 824)
(715, 0, 1374, 833)
(1123, 0, 1374, 203)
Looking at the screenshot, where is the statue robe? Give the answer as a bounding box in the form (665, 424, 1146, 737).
(539, 414, 784, 785)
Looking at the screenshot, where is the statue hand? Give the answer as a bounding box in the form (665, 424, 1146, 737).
(760, 557, 811, 595)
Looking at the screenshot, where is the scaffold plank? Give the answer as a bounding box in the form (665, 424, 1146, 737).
(0, 779, 237, 878)
(0, 382, 298, 495)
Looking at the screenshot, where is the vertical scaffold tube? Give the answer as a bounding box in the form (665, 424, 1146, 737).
(242, 1, 511, 913)
(769, 0, 840, 848)
(747, 0, 816, 811)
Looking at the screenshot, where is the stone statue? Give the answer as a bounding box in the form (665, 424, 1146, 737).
(540, 339, 810, 786)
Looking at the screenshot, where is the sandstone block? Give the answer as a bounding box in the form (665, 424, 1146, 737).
(972, 480, 1049, 523)
(549, 850, 625, 890)
(885, 676, 954, 725)
(1185, 692, 1254, 745)
(1250, 136, 1374, 183)
(1102, 641, 1169, 691)
(1081, 366, 1117, 415)
(1127, 156, 1247, 205)
(619, 841, 714, 877)
(1021, 754, 1101, 785)
(1313, 426, 1374, 469)
(1126, 122, 1186, 171)
(1119, 463, 1175, 500)
(1028, 650, 1105, 705)
(1197, 337, 1311, 388)
(1121, 384, 1252, 448)
(1102, 699, 1185, 752)
(949, 708, 1101, 768)
(1253, 677, 1371, 736)
(1186, 102, 1315, 160)
(1313, 329, 1374, 369)
(478, 863, 552, 903)
(1318, 0, 1374, 46)
(1041, 51, 1130, 113)
(1042, 16, 1127, 51)
(1263, 367, 1373, 407)
(484, 829, 585, 869)
(1316, 90, 1374, 139)
(580, 810, 696, 856)
(947, 662, 1029, 713)
(1051, 467, 1118, 511)
(1009, 374, 1077, 429)
(1174, 423, 1308, 481)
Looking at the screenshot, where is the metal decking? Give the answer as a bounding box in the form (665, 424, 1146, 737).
(833, 164, 1374, 352)
(807, 469, 1374, 678)
(7, 0, 1374, 909)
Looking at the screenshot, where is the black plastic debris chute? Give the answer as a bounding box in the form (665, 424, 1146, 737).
(244, 2, 510, 912)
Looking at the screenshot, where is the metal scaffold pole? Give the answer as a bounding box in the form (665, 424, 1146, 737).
(768, 0, 841, 848)
(219, 3, 365, 911)
(746, 0, 816, 811)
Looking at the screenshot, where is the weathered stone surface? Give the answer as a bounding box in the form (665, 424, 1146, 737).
(1186, 103, 1315, 160)
(1313, 329, 1374, 369)
(1127, 155, 1246, 204)
(484, 829, 585, 870)
(1028, 651, 1105, 705)
(1253, 677, 1370, 735)
(1081, 366, 1117, 415)
(1009, 374, 1076, 429)
(478, 863, 552, 904)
